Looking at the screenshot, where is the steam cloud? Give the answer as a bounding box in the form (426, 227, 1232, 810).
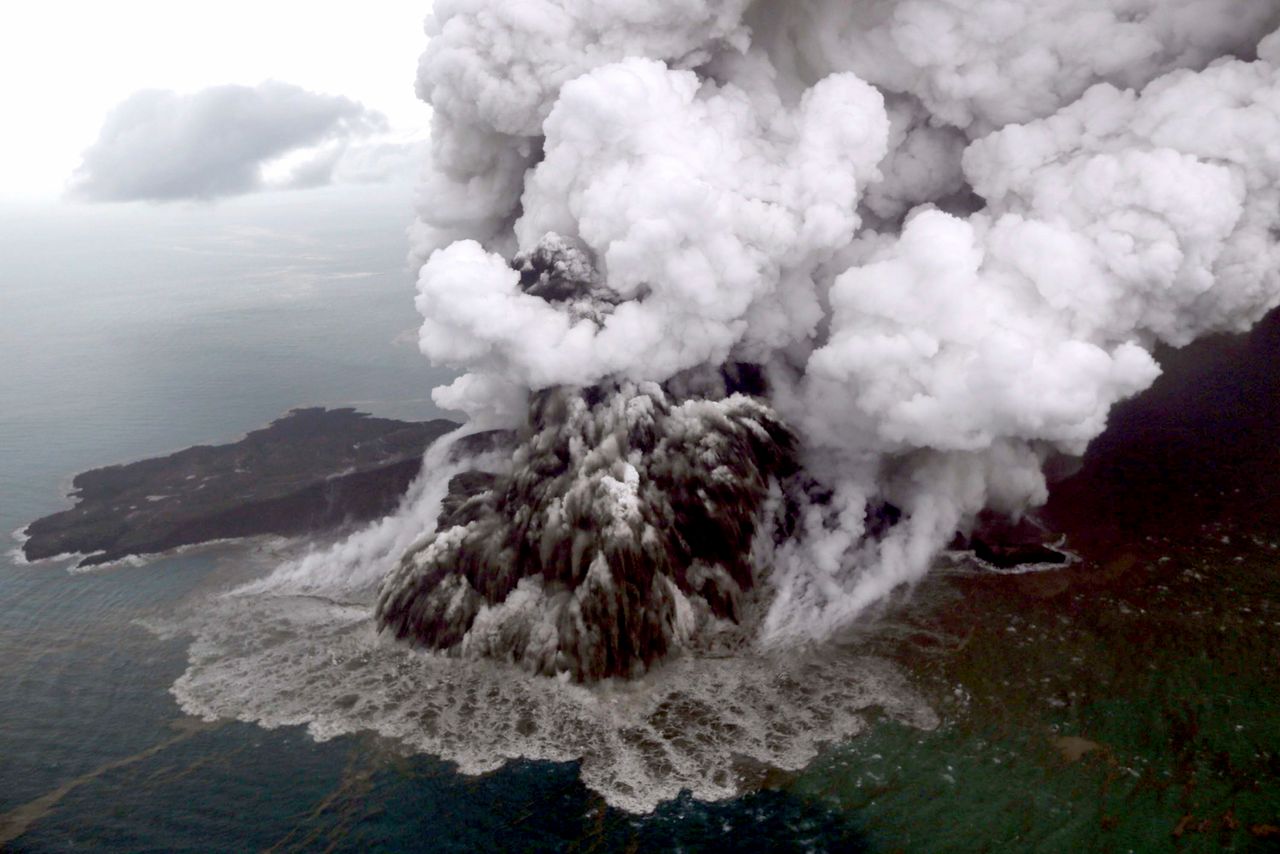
(384, 1, 1280, 677)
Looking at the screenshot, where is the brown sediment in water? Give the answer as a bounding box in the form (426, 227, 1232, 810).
(0, 718, 220, 846)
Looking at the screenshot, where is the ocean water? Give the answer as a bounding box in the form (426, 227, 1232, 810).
(3, 189, 1278, 852)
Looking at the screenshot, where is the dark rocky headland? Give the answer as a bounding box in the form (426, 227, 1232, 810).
(21, 408, 457, 567)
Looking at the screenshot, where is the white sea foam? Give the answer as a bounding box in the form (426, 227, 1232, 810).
(64, 536, 298, 575)
(163, 440, 936, 813)
(941, 540, 1082, 576)
(8, 529, 294, 575)
(170, 589, 935, 813)
(6, 527, 34, 566)
(6, 524, 85, 569)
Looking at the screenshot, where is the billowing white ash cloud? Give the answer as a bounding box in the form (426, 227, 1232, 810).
(394, 0, 1280, 671)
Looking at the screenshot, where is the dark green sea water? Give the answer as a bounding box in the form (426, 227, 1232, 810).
(2, 192, 1277, 851)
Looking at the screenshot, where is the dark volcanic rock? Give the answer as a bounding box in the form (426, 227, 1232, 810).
(437, 471, 499, 530)
(446, 428, 516, 463)
(22, 408, 458, 567)
(971, 536, 1069, 570)
(961, 511, 1071, 570)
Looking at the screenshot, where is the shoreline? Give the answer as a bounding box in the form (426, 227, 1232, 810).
(17, 408, 458, 569)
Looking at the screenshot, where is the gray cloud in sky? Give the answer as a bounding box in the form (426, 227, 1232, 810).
(71, 81, 390, 202)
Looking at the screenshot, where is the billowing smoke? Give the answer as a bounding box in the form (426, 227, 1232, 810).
(385, 1, 1280, 677)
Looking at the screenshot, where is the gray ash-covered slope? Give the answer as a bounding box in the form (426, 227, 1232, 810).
(376, 377, 796, 682)
(23, 408, 457, 567)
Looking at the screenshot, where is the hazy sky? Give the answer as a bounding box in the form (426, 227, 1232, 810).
(0, 2, 431, 202)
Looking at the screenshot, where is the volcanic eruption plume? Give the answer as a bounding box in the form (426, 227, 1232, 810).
(376, 0, 1280, 680)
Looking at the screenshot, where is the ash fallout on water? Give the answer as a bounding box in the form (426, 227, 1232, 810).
(364, 1, 1280, 679)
